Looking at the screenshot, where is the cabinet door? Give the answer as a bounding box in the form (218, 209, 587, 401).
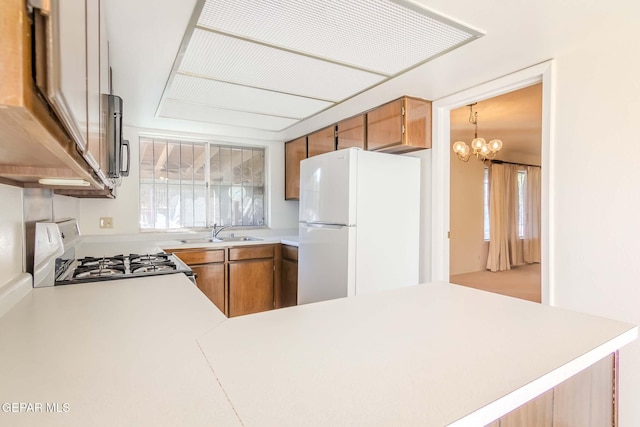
(191, 263, 226, 314)
(280, 258, 298, 308)
(51, 0, 88, 152)
(307, 125, 335, 157)
(337, 115, 365, 150)
(229, 259, 274, 317)
(404, 97, 431, 150)
(367, 97, 431, 154)
(85, 0, 101, 173)
(366, 98, 403, 151)
(284, 137, 307, 200)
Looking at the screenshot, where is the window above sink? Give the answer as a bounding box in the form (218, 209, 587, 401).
(139, 137, 266, 231)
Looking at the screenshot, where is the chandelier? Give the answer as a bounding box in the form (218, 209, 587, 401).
(452, 103, 503, 161)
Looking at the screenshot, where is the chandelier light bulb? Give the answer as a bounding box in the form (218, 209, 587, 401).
(471, 138, 485, 150)
(489, 139, 503, 152)
(452, 141, 467, 154)
(480, 144, 490, 155)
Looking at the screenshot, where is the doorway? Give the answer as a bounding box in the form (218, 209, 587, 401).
(449, 84, 542, 302)
(429, 61, 553, 305)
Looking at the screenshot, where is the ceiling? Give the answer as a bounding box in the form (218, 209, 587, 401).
(156, 0, 480, 133)
(103, 0, 628, 142)
(450, 84, 542, 161)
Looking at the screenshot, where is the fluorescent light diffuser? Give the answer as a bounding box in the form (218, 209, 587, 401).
(38, 178, 91, 187)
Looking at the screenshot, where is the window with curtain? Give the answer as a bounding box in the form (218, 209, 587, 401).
(485, 163, 541, 272)
(484, 166, 526, 240)
(139, 137, 265, 230)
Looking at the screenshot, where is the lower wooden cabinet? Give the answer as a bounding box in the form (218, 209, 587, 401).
(229, 259, 274, 317)
(169, 248, 226, 313)
(169, 243, 284, 318)
(191, 263, 226, 314)
(280, 245, 298, 308)
(486, 353, 616, 427)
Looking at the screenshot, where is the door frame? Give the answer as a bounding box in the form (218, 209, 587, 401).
(430, 60, 554, 305)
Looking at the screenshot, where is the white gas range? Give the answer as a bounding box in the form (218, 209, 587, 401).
(29, 219, 193, 287)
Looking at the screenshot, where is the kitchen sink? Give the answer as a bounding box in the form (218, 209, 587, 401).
(180, 238, 221, 244)
(218, 236, 262, 242)
(180, 236, 262, 244)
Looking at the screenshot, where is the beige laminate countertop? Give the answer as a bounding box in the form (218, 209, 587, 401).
(0, 275, 241, 427)
(75, 233, 299, 257)
(0, 277, 636, 426)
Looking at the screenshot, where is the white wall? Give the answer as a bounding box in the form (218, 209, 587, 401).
(404, 150, 432, 283)
(78, 126, 299, 235)
(449, 131, 486, 275)
(552, 28, 640, 425)
(0, 184, 24, 287)
(53, 194, 80, 221)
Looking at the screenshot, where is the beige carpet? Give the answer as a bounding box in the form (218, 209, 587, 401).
(449, 263, 541, 303)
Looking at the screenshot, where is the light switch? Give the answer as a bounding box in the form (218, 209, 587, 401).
(100, 217, 113, 229)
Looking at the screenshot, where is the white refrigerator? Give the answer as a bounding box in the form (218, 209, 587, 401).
(298, 148, 421, 305)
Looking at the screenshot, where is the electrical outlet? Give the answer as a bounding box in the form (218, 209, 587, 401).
(100, 217, 113, 229)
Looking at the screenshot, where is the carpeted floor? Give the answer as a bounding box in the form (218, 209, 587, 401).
(449, 263, 541, 303)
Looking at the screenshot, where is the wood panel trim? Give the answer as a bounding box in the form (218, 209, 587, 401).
(171, 249, 225, 265)
(284, 136, 307, 200)
(405, 96, 431, 150)
(613, 350, 619, 427)
(229, 245, 274, 261)
(282, 244, 298, 261)
(0, 165, 81, 178)
(274, 243, 282, 310)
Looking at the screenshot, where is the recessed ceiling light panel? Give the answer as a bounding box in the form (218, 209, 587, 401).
(179, 30, 385, 102)
(167, 74, 333, 119)
(160, 99, 299, 131)
(197, 0, 480, 75)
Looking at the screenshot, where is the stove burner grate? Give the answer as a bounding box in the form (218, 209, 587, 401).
(73, 264, 126, 279)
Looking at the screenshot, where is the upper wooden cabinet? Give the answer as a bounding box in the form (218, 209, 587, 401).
(337, 115, 366, 150)
(307, 125, 336, 157)
(366, 96, 431, 154)
(283, 96, 430, 201)
(284, 136, 307, 200)
(86, 0, 110, 176)
(0, 0, 108, 191)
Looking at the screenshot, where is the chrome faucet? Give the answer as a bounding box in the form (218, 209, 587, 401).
(211, 223, 232, 240)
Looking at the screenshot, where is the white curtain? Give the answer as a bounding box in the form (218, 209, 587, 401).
(524, 166, 541, 263)
(486, 164, 521, 272)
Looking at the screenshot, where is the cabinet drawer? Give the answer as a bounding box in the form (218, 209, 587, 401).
(229, 245, 274, 261)
(173, 249, 225, 265)
(282, 244, 298, 261)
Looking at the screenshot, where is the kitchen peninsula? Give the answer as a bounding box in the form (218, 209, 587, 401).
(0, 275, 636, 426)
